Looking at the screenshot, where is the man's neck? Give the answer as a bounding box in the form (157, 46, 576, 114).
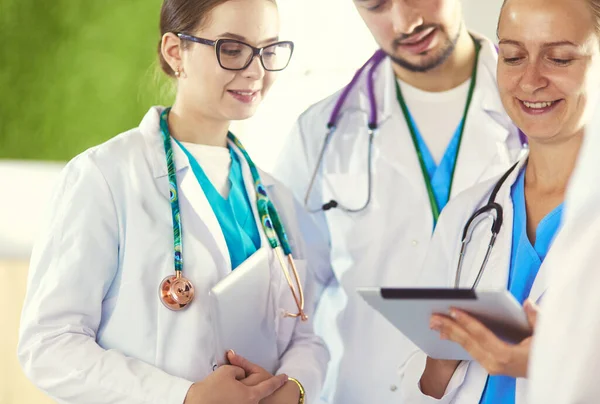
(392, 27, 477, 93)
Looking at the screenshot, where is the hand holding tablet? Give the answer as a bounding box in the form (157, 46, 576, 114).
(357, 287, 533, 361)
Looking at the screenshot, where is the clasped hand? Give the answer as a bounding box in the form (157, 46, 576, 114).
(184, 350, 300, 404)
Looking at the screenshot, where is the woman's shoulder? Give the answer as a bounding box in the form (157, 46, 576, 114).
(61, 107, 163, 184)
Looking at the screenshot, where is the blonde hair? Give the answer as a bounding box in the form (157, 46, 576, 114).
(500, 0, 600, 36)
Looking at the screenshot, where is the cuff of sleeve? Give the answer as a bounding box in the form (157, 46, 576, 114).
(399, 351, 470, 404)
(166, 378, 194, 404)
(277, 362, 321, 404)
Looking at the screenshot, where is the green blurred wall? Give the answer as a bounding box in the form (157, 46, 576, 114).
(0, 0, 174, 161)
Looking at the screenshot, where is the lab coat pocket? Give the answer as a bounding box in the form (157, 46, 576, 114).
(273, 257, 307, 355)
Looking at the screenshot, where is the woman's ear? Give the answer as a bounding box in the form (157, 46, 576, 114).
(161, 32, 184, 75)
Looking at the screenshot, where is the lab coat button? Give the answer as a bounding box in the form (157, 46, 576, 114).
(411, 240, 419, 246)
(212, 363, 218, 371)
(390, 385, 398, 392)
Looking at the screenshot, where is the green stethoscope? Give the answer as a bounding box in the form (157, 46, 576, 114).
(157, 108, 307, 321)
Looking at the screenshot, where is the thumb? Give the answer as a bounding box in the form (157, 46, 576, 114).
(227, 350, 260, 376)
(250, 374, 288, 400)
(524, 299, 539, 329)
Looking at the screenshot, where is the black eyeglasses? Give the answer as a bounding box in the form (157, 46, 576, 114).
(177, 33, 294, 72)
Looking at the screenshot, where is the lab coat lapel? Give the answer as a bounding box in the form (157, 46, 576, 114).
(478, 188, 513, 290)
(465, 158, 527, 290)
(230, 143, 284, 299)
(229, 141, 271, 251)
(368, 58, 434, 212)
(140, 106, 231, 273)
(528, 252, 551, 303)
(450, 41, 513, 196)
(451, 99, 510, 196)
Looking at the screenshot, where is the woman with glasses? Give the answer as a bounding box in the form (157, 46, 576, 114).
(397, 0, 600, 402)
(17, 1, 329, 403)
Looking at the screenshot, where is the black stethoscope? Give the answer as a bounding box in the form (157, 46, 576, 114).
(454, 162, 520, 288)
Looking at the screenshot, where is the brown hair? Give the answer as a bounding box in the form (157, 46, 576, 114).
(591, 0, 600, 34)
(157, 0, 230, 77)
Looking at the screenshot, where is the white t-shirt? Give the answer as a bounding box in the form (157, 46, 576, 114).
(180, 142, 232, 198)
(397, 78, 472, 165)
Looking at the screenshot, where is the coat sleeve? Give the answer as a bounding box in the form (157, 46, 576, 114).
(529, 216, 600, 403)
(528, 107, 600, 403)
(398, 201, 472, 403)
(17, 154, 193, 404)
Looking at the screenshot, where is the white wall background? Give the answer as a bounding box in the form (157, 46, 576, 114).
(0, 0, 505, 258)
(233, 0, 506, 170)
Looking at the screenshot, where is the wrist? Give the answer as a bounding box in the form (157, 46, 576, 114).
(287, 377, 305, 404)
(420, 358, 460, 399)
(183, 383, 195, 404)
(183, 382, 205, 404)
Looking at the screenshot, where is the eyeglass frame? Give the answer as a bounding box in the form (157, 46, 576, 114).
(176, 33, 294, 72)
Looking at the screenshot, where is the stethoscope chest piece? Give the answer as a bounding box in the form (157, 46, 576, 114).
(159, 272, 195, 311)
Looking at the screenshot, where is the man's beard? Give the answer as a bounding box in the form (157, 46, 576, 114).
(386, 25, 462, 73)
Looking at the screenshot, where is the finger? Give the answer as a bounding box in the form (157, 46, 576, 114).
(221, 364, 246, 380)
(227, 351, 261, 376)
(239, 373, 265, 386)
(249, 374, 288, 400)
(434, 316, 476, 348)
(448, 310, 515, 375)
(524, 299, 539, 329)
(434, 316, 495, 367)
(449, 309, 506, 351)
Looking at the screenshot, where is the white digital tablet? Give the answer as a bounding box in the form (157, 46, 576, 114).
(209, 248, 279, 373)
(357, 287, 533, 361)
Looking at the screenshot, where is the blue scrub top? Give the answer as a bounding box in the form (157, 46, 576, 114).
(176, 140, 261, 270)
(479, 168, 564, 404)
(407, 110, 463, 217)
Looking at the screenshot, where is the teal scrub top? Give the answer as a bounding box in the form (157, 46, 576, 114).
(176, 140, 261, 270)
(479, 168, 563, 404)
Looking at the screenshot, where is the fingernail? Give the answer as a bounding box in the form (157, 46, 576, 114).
(450, 310, 458, 319)
(430, 319, 442, 331)
(227, 349, 235, 357)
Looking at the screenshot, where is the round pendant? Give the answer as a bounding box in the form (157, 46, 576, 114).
(159, 274, 195, 311)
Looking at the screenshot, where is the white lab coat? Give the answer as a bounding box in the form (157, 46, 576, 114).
(527, 98, 600, 403)
(17, 107, 330, 404)
(398, 155, 551, 404)
(275, 33, 523, 403)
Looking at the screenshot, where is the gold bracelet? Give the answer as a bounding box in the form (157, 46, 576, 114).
(287, 377, 305, 404)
